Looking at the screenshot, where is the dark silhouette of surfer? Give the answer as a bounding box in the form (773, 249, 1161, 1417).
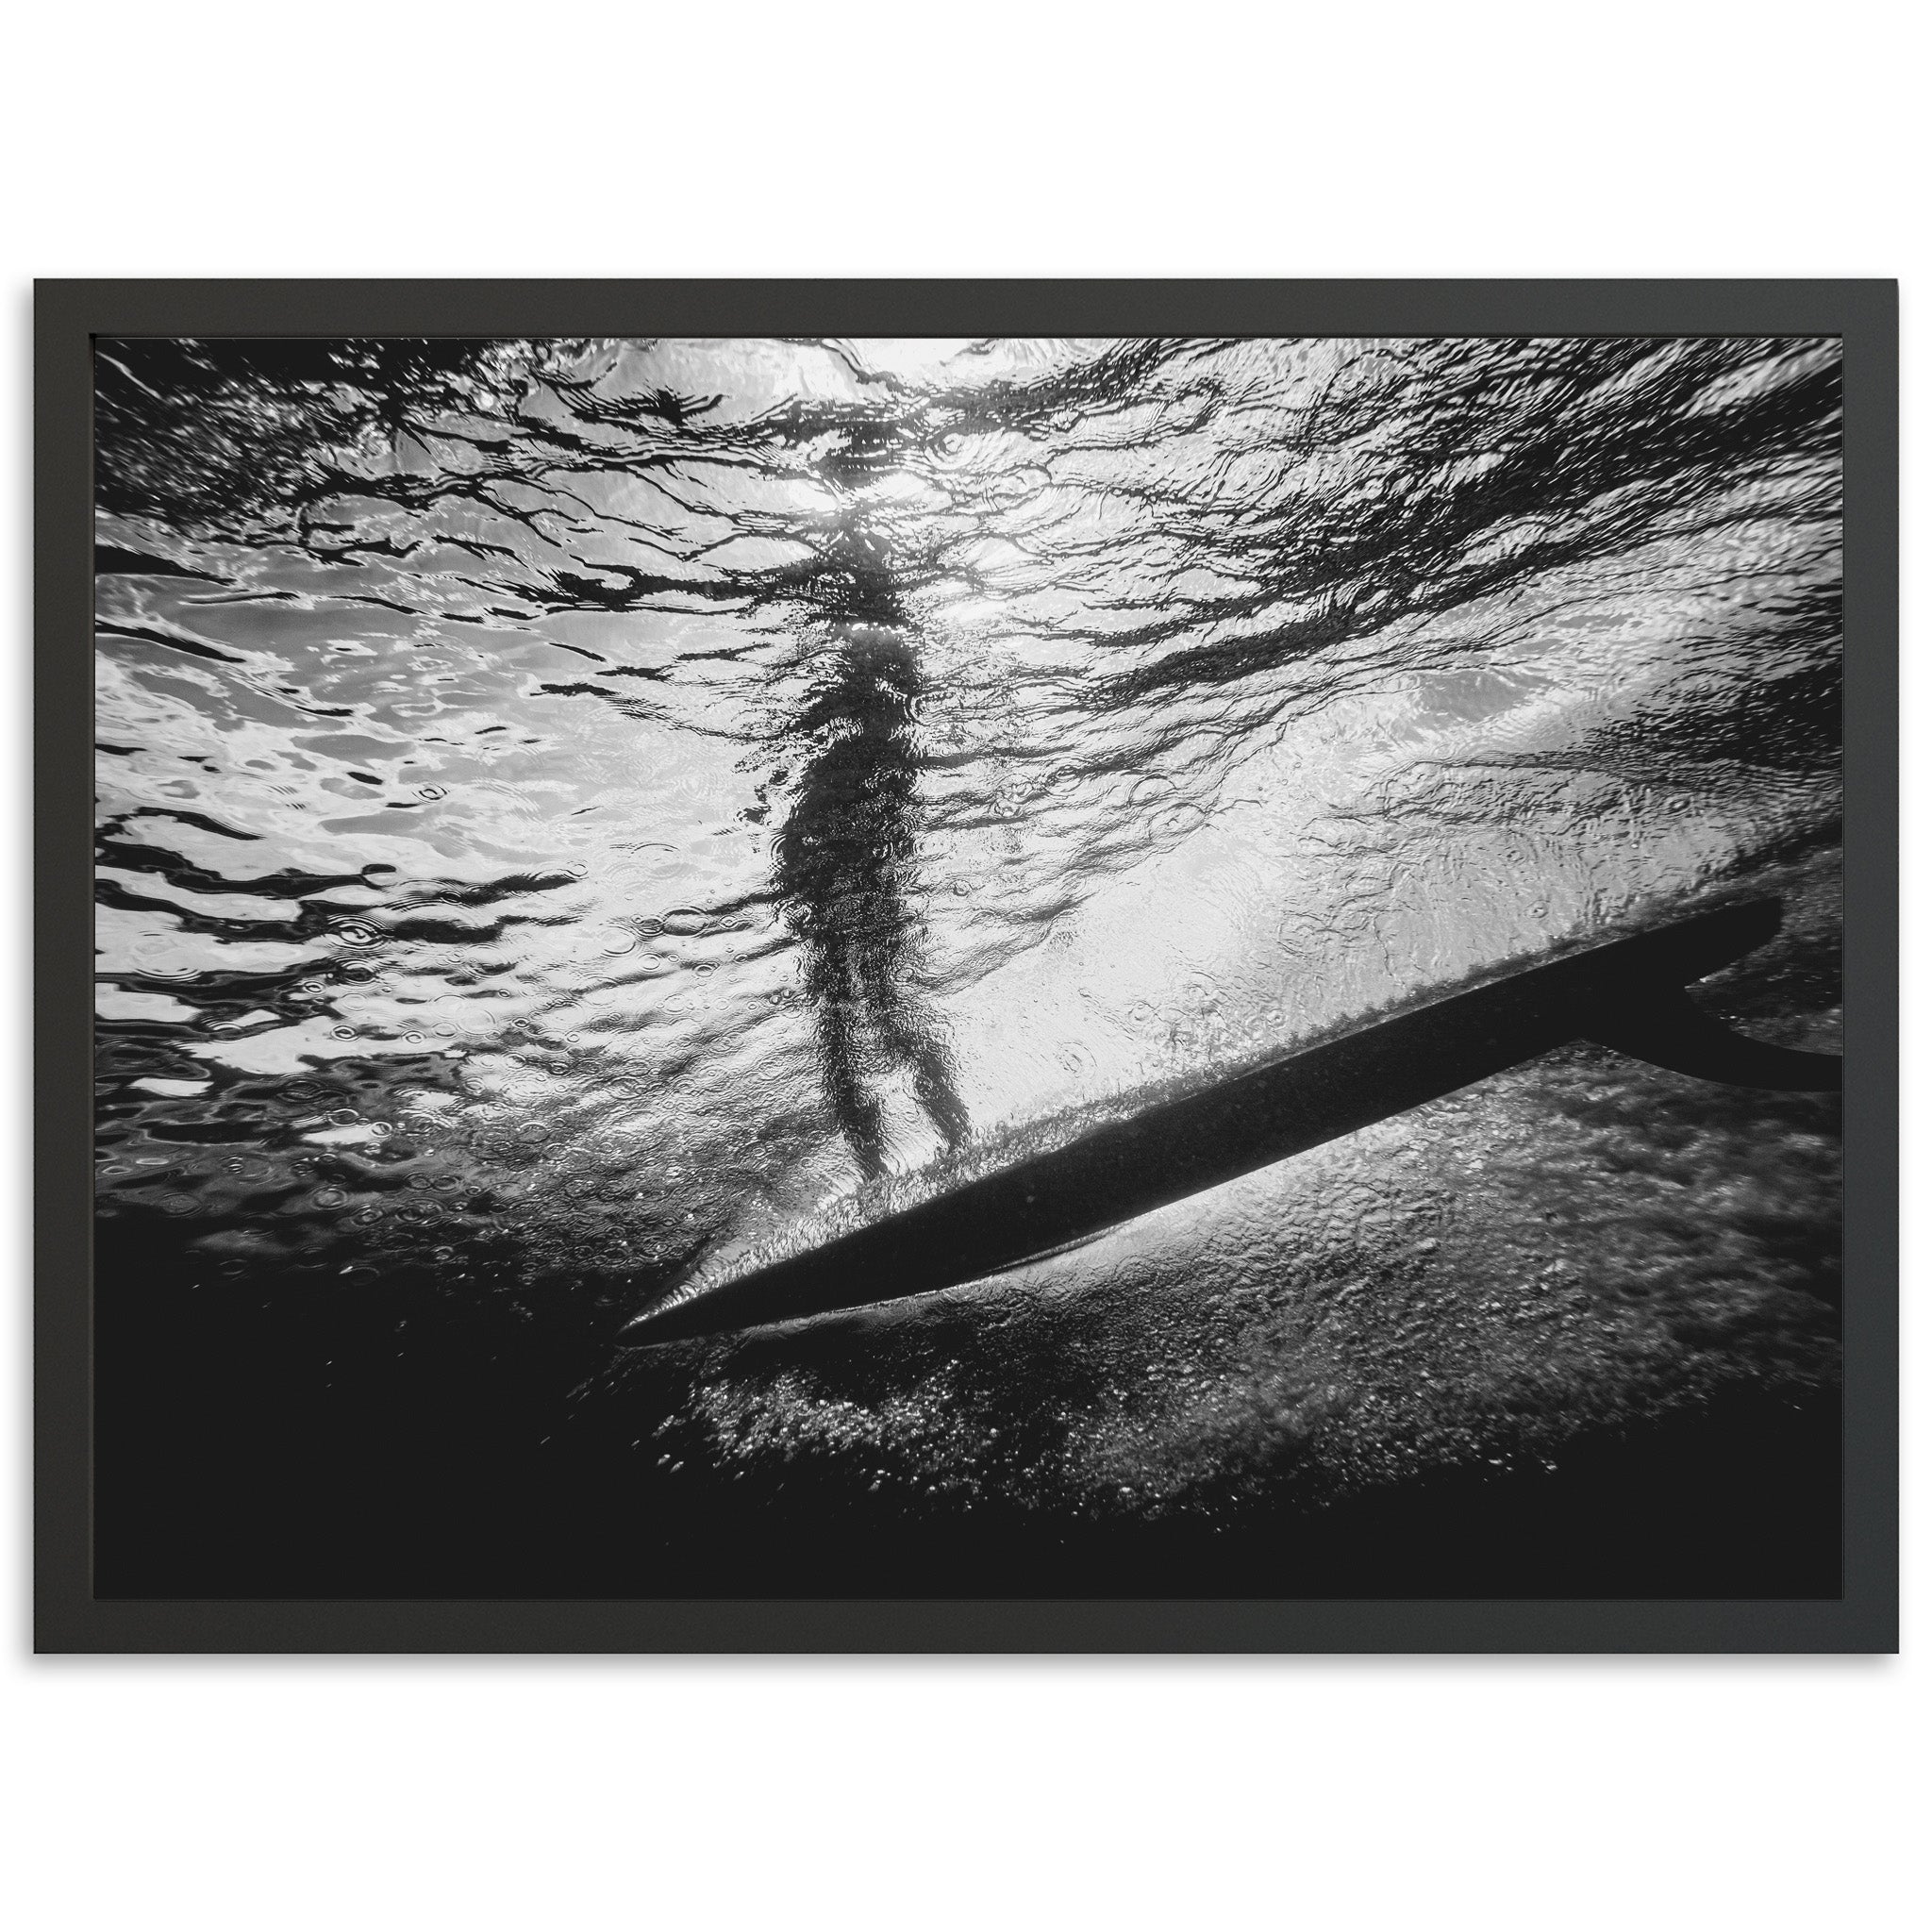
(769, 423, 969, 1178)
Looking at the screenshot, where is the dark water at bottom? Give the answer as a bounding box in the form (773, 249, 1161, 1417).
(93, 1241, 1840, 1599)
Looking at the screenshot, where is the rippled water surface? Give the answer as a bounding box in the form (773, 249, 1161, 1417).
(93, 336, 1842, 1593)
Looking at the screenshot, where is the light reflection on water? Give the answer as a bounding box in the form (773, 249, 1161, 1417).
(92, 336, 1841, 1557)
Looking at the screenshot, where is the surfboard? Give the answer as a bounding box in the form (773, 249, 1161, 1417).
(623, 896, 1840, 1345)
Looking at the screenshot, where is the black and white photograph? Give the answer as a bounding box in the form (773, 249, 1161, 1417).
(12, 7, 1923, 1921)
(86, 329, 1850, 1603)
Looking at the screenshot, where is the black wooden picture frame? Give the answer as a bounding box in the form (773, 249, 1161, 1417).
(35, 279, 1898, 1653)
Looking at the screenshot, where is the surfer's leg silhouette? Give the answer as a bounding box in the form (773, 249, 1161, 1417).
(805, 939, 890, 1178)
(861, 942, 969, 1153)
(908, 1034, 971, 1153)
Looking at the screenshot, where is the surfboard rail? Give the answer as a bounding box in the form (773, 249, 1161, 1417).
(622, 896, 1840, 1346)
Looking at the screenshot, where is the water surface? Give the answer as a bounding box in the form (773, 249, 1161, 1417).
(92, 336, 1842, 1594)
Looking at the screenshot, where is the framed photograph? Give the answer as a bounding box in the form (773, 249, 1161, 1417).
(36, 281, 1896, 1652)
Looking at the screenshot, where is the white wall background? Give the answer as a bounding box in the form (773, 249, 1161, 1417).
(3, 5, 1923, 1926)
